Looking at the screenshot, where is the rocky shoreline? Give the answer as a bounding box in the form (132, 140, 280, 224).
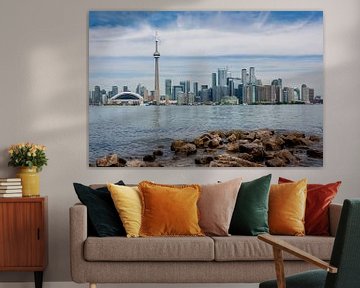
(91, 129, 323, 167)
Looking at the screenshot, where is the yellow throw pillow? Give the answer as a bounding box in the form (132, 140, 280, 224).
(107, 183, 142, 238)
(138, 181, 204, 237)
(269, 179, 307, 236)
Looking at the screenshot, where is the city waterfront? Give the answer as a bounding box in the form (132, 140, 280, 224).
(89, 104, 323, 167)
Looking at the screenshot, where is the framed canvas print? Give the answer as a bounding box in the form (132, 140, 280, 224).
(89, 11, 323, 167)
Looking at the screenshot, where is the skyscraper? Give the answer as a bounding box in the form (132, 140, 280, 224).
(153, 33, 161, 105)
(165, 79, 172, 99)
(249, 67, 255, 84)
(212, 73, 217, 88)
(301, 84, 310, 103)
(218, 68, 228, 87)
(193, 82, 199, 96)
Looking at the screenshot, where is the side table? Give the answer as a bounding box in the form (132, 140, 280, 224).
(0, 197, 48, 288)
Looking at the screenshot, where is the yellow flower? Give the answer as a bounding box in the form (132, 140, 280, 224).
(27, 152, 32, 157)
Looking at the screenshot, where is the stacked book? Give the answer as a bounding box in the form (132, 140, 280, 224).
(0, 178, 22, 197)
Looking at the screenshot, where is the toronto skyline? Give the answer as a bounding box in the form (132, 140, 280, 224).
(89, 11, 323, 96)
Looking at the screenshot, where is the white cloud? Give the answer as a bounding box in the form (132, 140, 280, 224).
(89, 14, 323, 57)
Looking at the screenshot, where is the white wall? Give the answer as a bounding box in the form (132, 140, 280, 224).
(0, 0, 359, 283)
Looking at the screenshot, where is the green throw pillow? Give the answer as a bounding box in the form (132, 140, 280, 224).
(229, 174, 272, 236)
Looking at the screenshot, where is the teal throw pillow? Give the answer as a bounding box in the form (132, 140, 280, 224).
(229, 174, 272, 236)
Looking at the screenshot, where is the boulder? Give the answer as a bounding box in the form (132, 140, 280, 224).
(238, 153, 254, 162)
(227, 133, 237, 142)
(175, 143, 197, 155)
(255, 129, 274, 140)
(171, 140, 187, 151)
(210, 155, 263, 167)
(96, 154, 122, 167)
(309, 135, 321, 142)
(153, 149, 164, 156)
(241, 131, 256, 141)
(307, 148, 323, 159)
(239, 142, 265, 160)
(265, 157, 287, 167)
(226, 141, 240, 152)
(195, 156, 214, 165)
(143, 154, 156, 162)
(263, 136, 285, 151)
(274, 149, 298, 164)
(126, 159, 146, 167)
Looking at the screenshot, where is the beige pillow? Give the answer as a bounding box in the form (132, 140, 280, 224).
(198, 178, 242, 236)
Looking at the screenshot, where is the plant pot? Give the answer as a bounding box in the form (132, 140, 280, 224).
(16, 167, 40, 197)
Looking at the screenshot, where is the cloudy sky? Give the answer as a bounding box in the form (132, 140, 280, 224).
(89, 11, 323, 96)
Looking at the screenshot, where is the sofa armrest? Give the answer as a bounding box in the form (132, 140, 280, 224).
(69, 203, 88, 283)
(329, 203, 342, 237)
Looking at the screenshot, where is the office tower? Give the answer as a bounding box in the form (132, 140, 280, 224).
(123, 86, 129, 92)
(218, 68, 228, 87)
(249, 67, 255, 84)
(294, 88, 301, 101)
(271, 79, 283, 103)
(94, 86, 101, 104)
(283, 87, 295, 103)
(179, 81, 186, 93)
(212, 73, 217, 88)
(165, 79, 172, 99)
(301, 84, 310, 103)
(241, 69, 247, 85)
(228, 79, 234, 96)
(309, 88, 315, 103)
(172, 85, 183, 100)
(185, 80, 191, 93)
(153, 34, 161, 105)
(112, 86, 118, 96)
(193, 82, 199, 96)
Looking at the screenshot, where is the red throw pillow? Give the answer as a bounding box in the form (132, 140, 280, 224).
(278, 177, 341, 236)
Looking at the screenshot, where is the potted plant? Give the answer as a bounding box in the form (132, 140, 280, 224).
(8, 143, 48, 197)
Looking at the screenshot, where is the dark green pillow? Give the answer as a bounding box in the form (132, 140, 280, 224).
(73, 181, 126, 237)
(229, 174, 272, 236)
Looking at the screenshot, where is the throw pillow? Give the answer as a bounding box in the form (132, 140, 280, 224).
(269, 178, 307, 236)
(138, 181, 203, 237)
(107, 183, 142, 238)
(198, 178, 242, 236)
(229, 174, 272, 236)
(279, 177, 341, 236)
(73, 181, 126, 237)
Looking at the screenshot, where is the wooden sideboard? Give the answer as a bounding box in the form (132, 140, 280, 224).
(0, 197, 47, 288)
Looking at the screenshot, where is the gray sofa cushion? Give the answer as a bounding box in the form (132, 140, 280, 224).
(212, 236, 334, 261)
(84, 236, 214, 261)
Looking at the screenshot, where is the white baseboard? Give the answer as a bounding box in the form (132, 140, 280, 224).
(0, 282, 259, 288)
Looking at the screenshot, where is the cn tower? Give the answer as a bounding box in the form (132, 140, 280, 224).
(153, 33, 160, 105)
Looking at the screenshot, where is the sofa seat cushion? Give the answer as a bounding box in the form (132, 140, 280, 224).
(212, 236, 334, 261)
(84, 236, 214, 261)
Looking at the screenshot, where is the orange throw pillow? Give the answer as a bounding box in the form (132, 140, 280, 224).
(269, 179, 307, 236)
(138, 181, 204, 237)
(278, 177, 341, 235)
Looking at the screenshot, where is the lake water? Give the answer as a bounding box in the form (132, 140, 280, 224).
(89, 104, 323, 165)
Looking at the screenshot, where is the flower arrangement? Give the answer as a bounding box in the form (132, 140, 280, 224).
(8, 143, 48, 172)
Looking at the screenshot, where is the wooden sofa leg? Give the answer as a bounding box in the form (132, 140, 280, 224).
(89, 283, 97, 288)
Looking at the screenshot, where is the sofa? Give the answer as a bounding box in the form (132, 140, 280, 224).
(70, 201, 342, 287)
